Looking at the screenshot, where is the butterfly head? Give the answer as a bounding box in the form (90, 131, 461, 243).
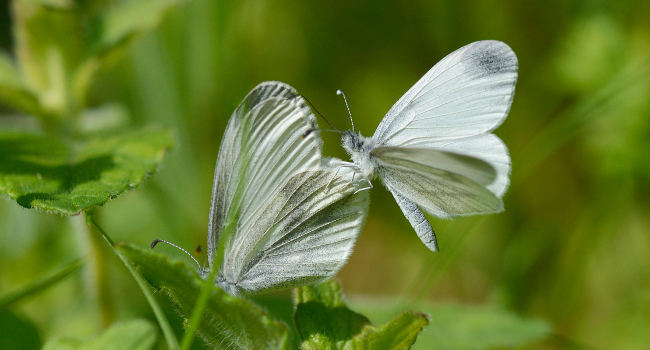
(341, 130, 362, 155)
(341, 130, 377, 178)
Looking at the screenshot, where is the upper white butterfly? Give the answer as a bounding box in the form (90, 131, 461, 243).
(340, 40, 518, 252)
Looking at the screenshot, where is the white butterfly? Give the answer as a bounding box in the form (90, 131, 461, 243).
(339, 40, 518, 252)
(205, 82, 369, 296)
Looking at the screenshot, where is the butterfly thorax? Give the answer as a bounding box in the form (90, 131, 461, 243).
(216, 271, 242, 296)
(341, 130, 377, 178)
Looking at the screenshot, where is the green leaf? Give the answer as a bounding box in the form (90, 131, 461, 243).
(12, 0, 86, 115)
(0, 128, 173, 215)
(346, 311, 431, 350)
(43, 319, 157, 350)
(352, 300, 551, 350)
(77, 103, 129, 134)
(116, 243, 290, 350)
(0, 309, 42, 350)
(75, 0, 188, 102)
(0, 52, 49, 118)
(293, 280, 429, 350)
(90, 0, 188, 55)
(0, 258, 83, 308)
(86, 213, 179, 349)
(10, 0, 188, 117)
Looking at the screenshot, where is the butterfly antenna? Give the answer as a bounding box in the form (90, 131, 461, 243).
(336, 89, 354, 132)
(301, 95, 340, 131)
(150, 239, 201, 269)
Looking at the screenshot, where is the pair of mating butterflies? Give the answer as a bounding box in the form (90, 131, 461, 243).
(202, 40, 517, 296)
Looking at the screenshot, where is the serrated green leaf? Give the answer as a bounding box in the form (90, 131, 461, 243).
(0, 128, 173, 215)
(0, 309, 42, 350)
(116, 243, 290, 350)
(294, 280, 371, 349)
(352, 300, 551, 350)
(346, 311, 430, 350)
(43, 319, 157, 350)
(294, 280, 429, 350)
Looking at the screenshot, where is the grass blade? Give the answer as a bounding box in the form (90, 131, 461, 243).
(0, 258, 83, 308)
(86, 211, 180, 350)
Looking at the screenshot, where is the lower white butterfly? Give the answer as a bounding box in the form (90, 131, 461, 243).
(204, 82, 368, 296)
(339, 40, 518, 252)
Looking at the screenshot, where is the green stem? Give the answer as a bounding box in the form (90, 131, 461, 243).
(86, 210, 180, 350)
(179, 236, 225, 350)
(84, 212, 115, 327)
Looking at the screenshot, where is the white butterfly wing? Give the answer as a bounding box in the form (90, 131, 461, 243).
(219, 163, 368, 295)
(373, 147, 502, 219)
(387, 187, 439, 252)
(207, 82, 322, 267)
(405, 134, 511, 197)
(367, 41, 515, 250)
(373, 40, 518, 144)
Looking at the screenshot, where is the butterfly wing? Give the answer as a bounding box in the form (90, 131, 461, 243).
(372, 40, 516, 198)
(219, 162, 369, 295)
(373, 40, 518, 144)
(387, 186, 439, 252)
(208, 81, 322, 267)
(373, 146, 502, 219)
(409, 134, 511, 197)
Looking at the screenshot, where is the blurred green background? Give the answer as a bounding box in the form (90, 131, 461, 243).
(1, 0, 649, 349)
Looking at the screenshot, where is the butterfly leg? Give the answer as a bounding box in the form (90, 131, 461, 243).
(326, 166, 343, 191)
(327, 163, 358, 190)
(353, 179, 373, 195)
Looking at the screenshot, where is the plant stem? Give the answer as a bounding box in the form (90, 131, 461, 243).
(83, 212, 115, 327)
(179, 240, 223, 350)
(86, 210, 180, 350)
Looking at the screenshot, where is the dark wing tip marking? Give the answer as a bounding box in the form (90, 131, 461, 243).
(243, 81, 300, 111)
(462, 40, 518, 76)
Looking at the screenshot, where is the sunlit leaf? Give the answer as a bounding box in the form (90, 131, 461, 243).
(116, 243, 290, 350)
(0, 52, 49, 118)
(77, 103, 129, 135)
(42, 319, 156, 350)
(346, 311, 431, 350)
(294, 280, 429, 349)
(10, 0, 188, 114)
(12, 0, 86, 115)
(352, 300, 551, 350)
(75, 0, 188, 99)
(0, 309, 41, 350)
(91, 0, 188, 55)
(0, 128, 173, 215)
